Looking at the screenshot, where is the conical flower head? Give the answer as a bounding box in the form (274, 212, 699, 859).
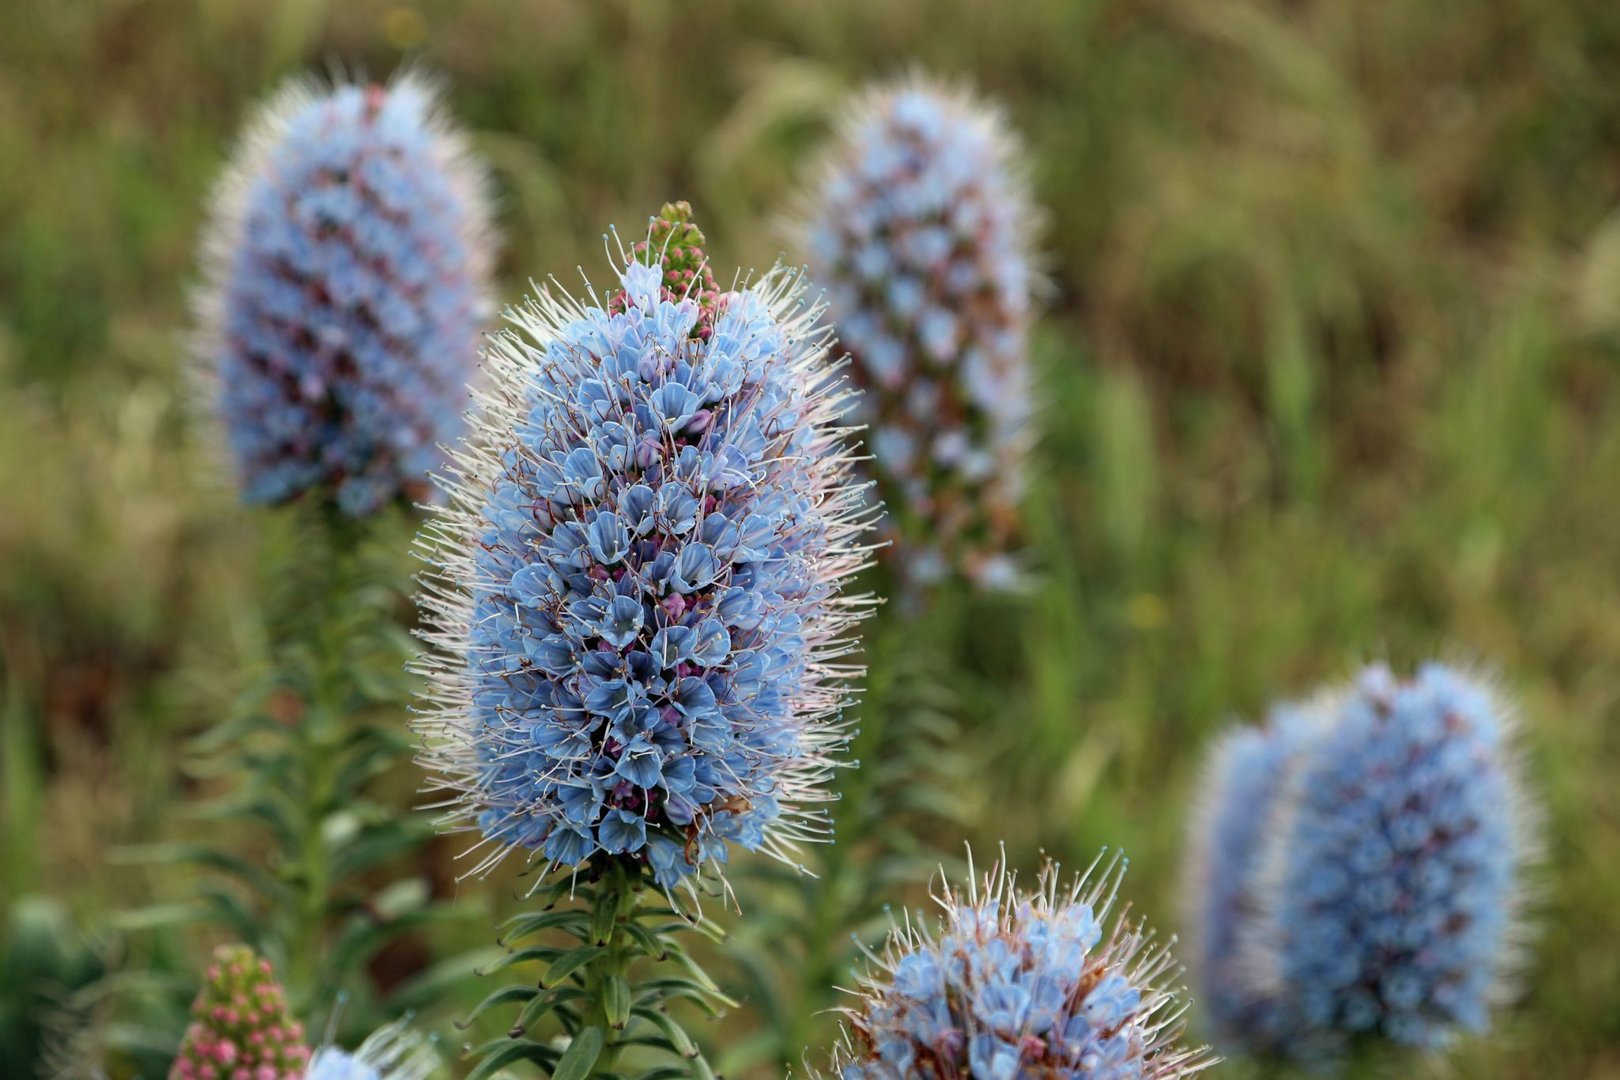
(824, 853, 1214, 1079)
(1186, 663, 1539, 1061)
(196, 72, 495, 516)
(1181, 703, 1326, 1049)
(308, 1019, 437, 1080)
(795, 75, 1040, 588)
(169, 944, 309, 1080)
(415, 203, 872, 891)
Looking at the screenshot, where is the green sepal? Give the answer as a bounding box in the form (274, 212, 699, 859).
(602, 972, 631, 1029)
(591, 885, 620, 945)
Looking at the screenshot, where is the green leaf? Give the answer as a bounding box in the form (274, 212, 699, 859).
(329, 731, 411, 795)
(501, 907, 594, 943)
(465, 1037, 560, 1080)
(328, 816, 438, 879)
(616, 920, 665, 958)
(184, 793, 297, 846)
(390, 946, 509, 1014)
(194, 886, 262, 940)
(513, 984, 583, 1035)
(713, 1028, 781, 1076)
(457, 982, 539, 1028)
(543, 944, 602, 988)
(552, 1026, 605, 1080)
(662, 945, 735, 1006)
(97, 1020, 193, 1058)
(106, 902, 204, 932)
(481, 943, 569, 976)
(367, 876, 431, 917)
(633, 977, 730, 1018)
(109, 842, 292, 904)
(631, 1006, 696, 1059)
(327, 902, 465, 979)
(650, 915, 727, 944)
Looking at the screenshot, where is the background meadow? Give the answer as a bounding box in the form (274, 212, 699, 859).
(3, 0, 1620, 1076)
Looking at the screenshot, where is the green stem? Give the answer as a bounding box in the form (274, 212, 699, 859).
(586, 864, 638, 1076)
(488, 863, 727, 1079)
(286, 707, 336, 1011)
(281, 513, 359, 1013)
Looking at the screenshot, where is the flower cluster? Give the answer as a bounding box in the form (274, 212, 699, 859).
(307, 1020, 437, 1080)
(1186, 663, 1538, 1061)
(825, 853, 1212, 1079)
(196, 73, 494, 516)
(795, 76, 1039, 588)
(1182, 702, 1325, 1048)
(169, 945, 309, 1080)
(607, 205, 724, 331)
(416, 203, 871, 890)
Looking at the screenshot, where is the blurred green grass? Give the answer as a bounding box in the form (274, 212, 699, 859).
(3, 0, 1620, 1076)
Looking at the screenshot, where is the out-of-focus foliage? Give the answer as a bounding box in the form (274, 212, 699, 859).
(0, 897, 103, 1075)
(3, 1, 1620, 1077)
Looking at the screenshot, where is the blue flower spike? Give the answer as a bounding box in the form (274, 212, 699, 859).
(824, 849, 1215, 1079)
(1186, 663, 1541, 1063)
(196, 72, 495, 516)
(1183, 700, 1330, 1049)
(414, 202, 875, 896)
(795, 75, 1041, 589)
